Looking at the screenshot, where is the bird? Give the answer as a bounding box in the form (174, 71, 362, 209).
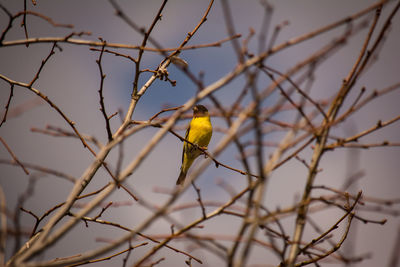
(176, 105, 212, 185)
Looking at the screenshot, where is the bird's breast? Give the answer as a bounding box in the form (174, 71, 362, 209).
(189, 117, 212, 147)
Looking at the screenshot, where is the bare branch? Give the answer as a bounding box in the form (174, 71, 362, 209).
(95, 39, 113, 141)
(0, 137, 29, 175)
(0, 186, 6, 265)
(0, 84, 14, 127)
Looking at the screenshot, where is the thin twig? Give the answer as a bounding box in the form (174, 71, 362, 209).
(68, 213, 203, 264)
(61, 242, 148, 267)
(0, 84, 14, 127)
(22, 0, 28, 45)
(28, 42, 58, 87)
(96, 39, 113, 141)
(0, 73, 89, 148)
(325, 115, 400, 150)
(191, 182, 207, 219)
(299, 192, 362, 254)
(149, 105, 184, 122)
(295, 213, 355, 266)
(0, 137, 29, 175)
(2, 34, 241, 51)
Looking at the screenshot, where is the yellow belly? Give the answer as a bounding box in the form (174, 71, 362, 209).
(181, 116, 212, 174)
(188, 116, 212, 148)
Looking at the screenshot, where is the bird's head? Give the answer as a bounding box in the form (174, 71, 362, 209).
(193, 105, 209, 117)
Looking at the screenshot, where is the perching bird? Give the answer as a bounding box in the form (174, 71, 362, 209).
(176, 105, 212, 185)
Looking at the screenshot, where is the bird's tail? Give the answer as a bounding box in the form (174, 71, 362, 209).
(176, 169, 186, 185)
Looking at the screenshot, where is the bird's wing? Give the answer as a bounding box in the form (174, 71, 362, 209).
(182, 124, 191, 163)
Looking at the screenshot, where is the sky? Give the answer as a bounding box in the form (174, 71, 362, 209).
(0, 1, 400, 266)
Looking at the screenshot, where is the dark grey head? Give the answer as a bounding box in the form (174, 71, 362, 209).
(193, 105, 209, 117)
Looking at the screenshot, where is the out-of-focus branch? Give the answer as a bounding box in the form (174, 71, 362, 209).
(60, 242, 148, 267)
(0, 73, 88, 148)
(0, 159, 76, 183)
(2, 34, 241, 51)
(0, 186, 6, 265)
(389, 224, 400, 267)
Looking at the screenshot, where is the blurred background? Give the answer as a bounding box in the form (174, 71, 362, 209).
(0, 0, 399, 266)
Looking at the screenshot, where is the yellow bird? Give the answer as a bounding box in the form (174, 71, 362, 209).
(176, 105, 212, 185)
